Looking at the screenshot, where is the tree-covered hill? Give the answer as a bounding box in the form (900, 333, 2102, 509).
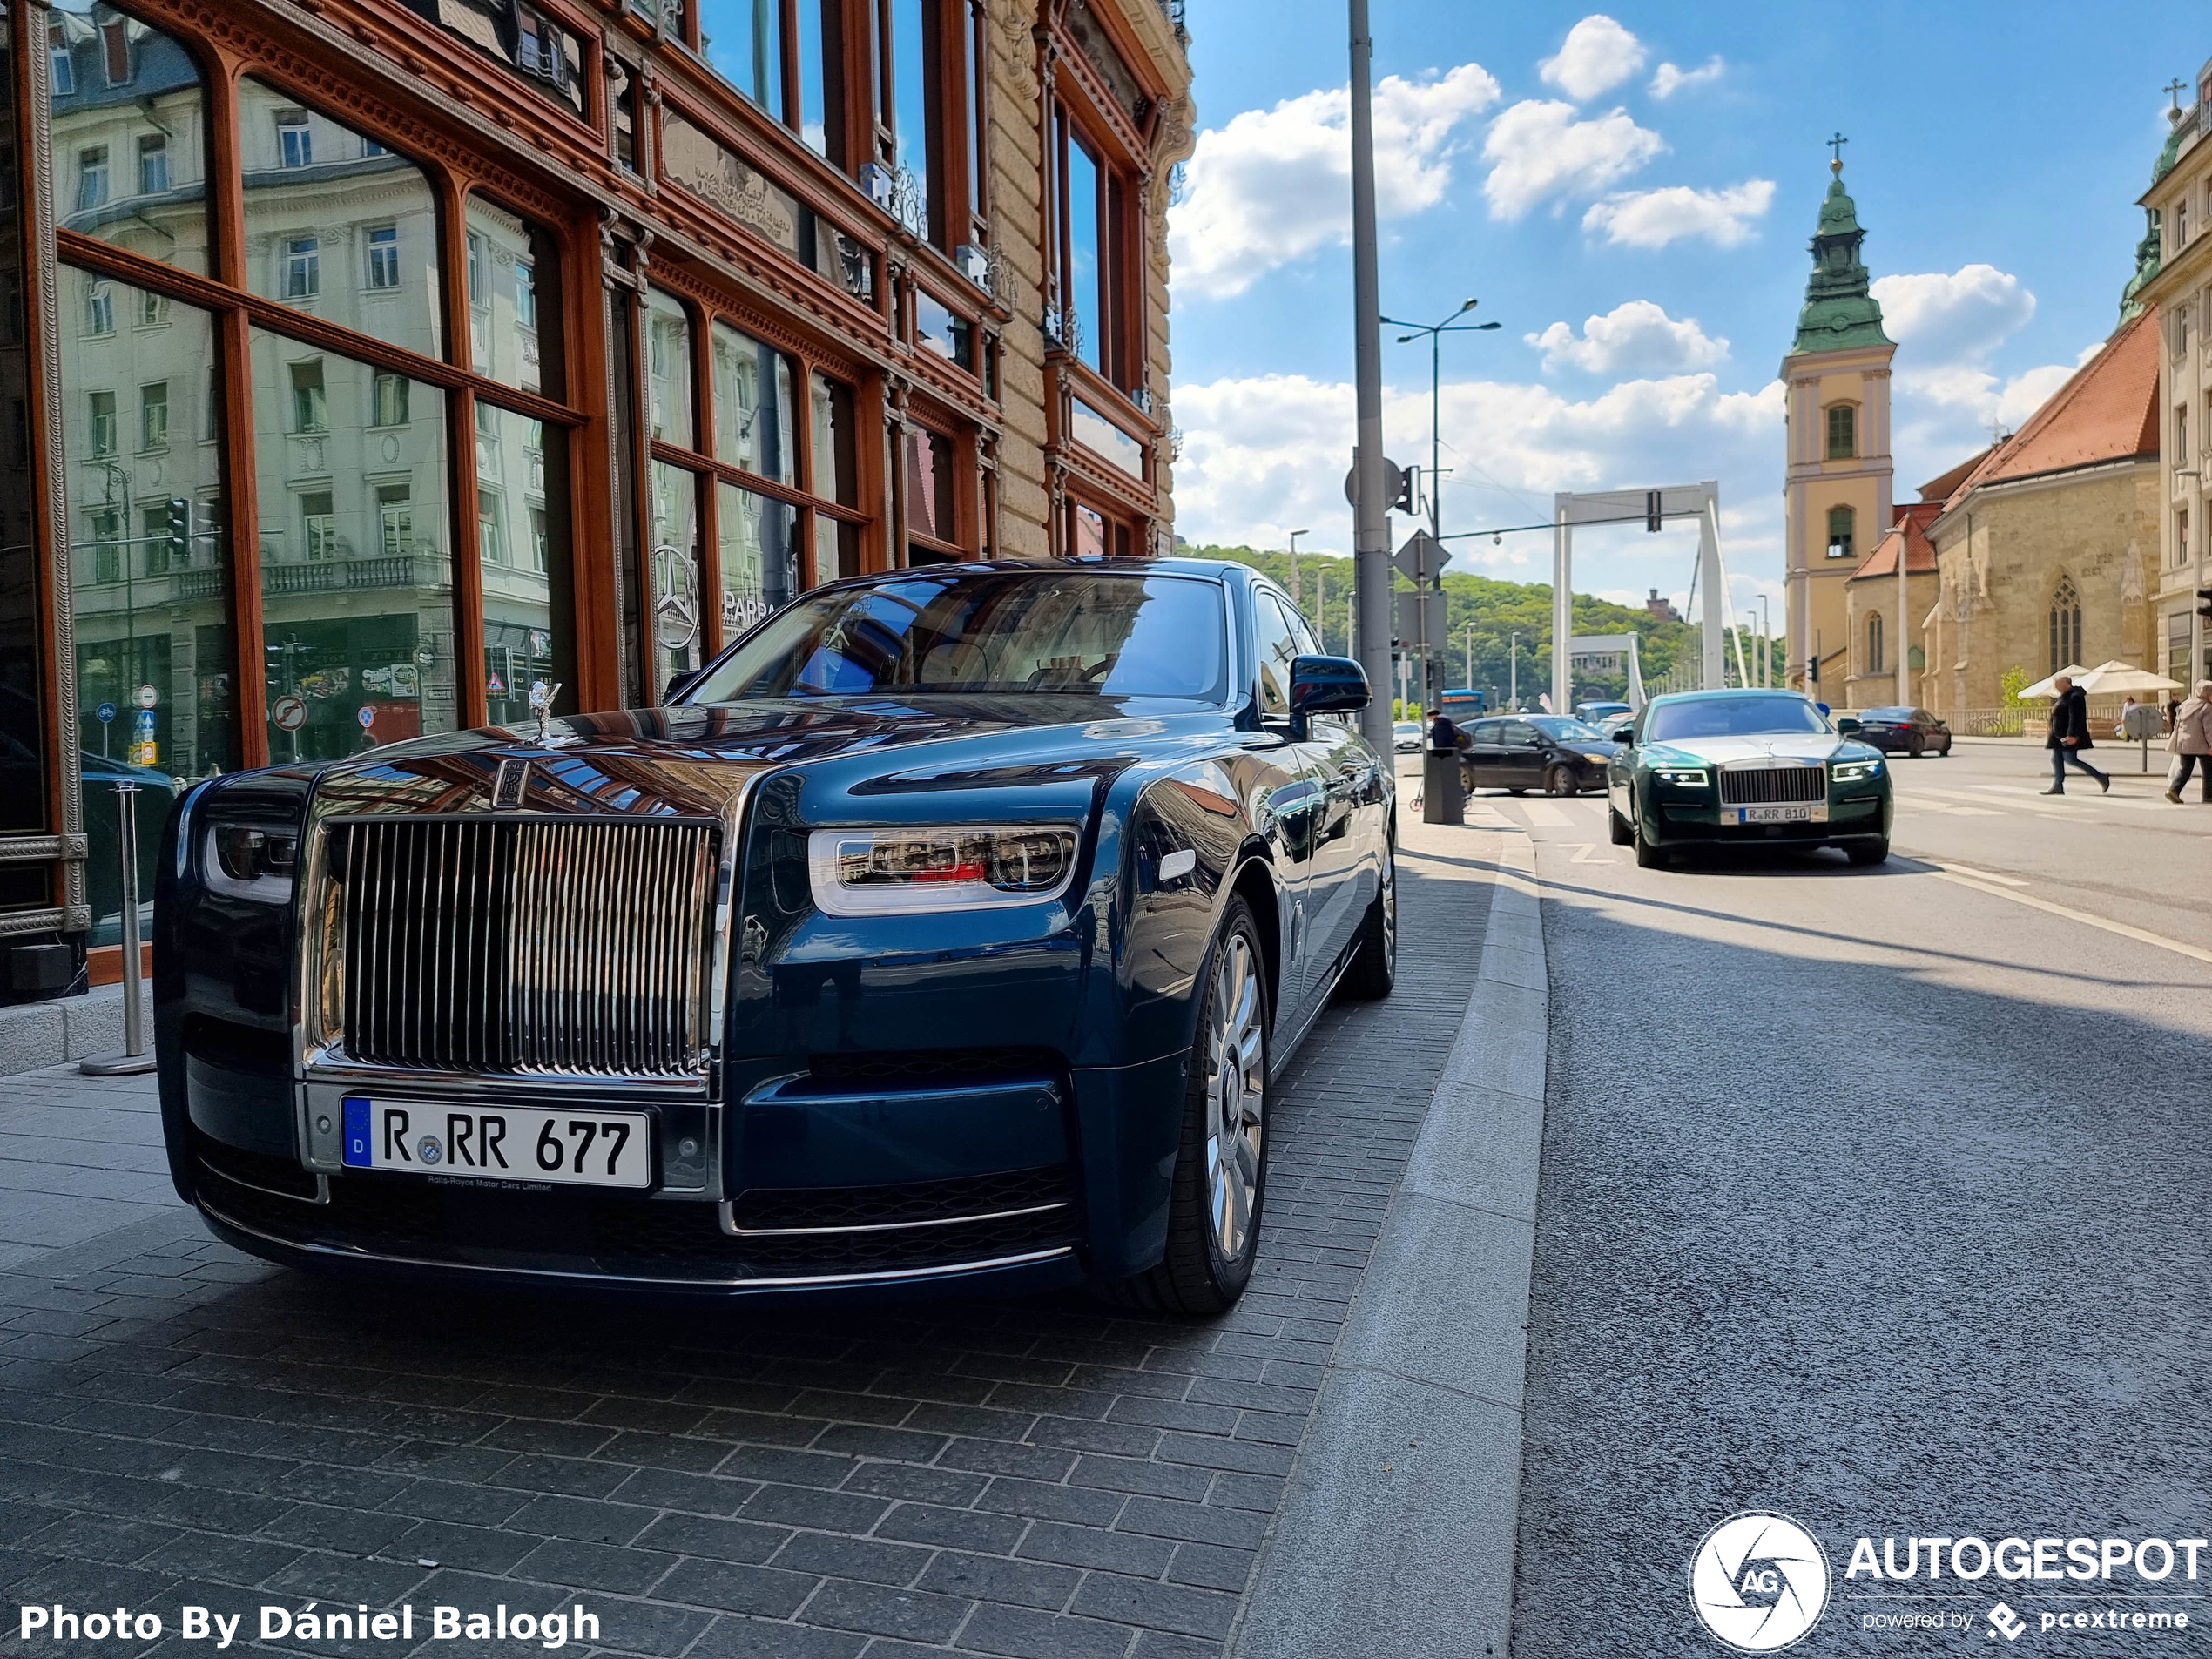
(1179, 542, 1778, 708)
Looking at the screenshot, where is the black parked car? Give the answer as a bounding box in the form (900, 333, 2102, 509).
(1460, 714, 1622, 795)
(154, 560, 1396, 1313)
(1853, 705, 1952, 757)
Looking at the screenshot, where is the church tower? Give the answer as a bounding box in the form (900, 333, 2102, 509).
(1781, 145, 1895, 695)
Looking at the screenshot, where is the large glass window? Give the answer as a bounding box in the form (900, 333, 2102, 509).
(466, 197, 563, 401)
(797, 0, 841, 162)
(241, 80, 442, 359)
(646, 288, 695, 448)
(812, 373, 858, 583)
(61, 282, 235, 933)
(1062, 120, 1102, 371)
(478, 404, 573, 726)
(252, 329, 454, 757)
(51, 2, 209, 274)
(650, 460, 703, 697)
(888, 0, 941, 238)
(711, 321, 795, 483)
(903, 425, 954, 548)
(396, 0, 583, 118)
(700, 0, 784, 118)
(0, 21, 49, 856)
(718, 481, 797, 638)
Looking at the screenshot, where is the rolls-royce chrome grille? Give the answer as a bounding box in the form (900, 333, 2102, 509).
(1717, 765, 1826, 806)
(330, 818, 718, 1079)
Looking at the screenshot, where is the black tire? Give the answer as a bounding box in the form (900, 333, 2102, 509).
(1101, 896, 1270, 1315)
(1507, 787, 1528, 796)
(1908, 733, 1925, 758)
(1632, 794, 1668, 867)
(1544, 764, 1575, 796)
(1847, 839, 1890, 866)
(1608, 801, 1633, 845)
(1338, 833, 1396, 1002)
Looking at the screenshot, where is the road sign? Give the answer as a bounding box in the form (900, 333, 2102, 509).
(135, 684, 158, 710)
(357, 705, 376, 730)
(1393, 530, 1448, 586)
(272, 695, 307, 732)
(93, 703, 116, 725)
(1343, 457, 1408, 512)
(486, 671, 507, 695)
(1397, 591, 1447, 655)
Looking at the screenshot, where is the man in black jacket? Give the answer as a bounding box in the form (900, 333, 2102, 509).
(2045, 675, 2110, 795)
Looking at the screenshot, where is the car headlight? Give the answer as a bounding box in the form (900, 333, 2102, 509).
(1651, 767, 1709, 786)
(1831, 759, 1884, 784)
(203, 824, 300, 904)
(807, 826, 1082, 915)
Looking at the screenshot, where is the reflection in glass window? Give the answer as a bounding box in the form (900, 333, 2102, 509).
(251, 328, 454, 757)
(138, 381, 166, 449)
(370, 371, 408, 428)
(61, 280, 236, 934)
(810, 373, 855, 505)
(889, 0, 938, 238)
(464, 197, 563, 400)
(699, 0, 783, 118)
(241, 80, 440, 357)
(51, 2, 210, 273)
(1063, 125, 1102, 372)
(915, 288, 974, 371)
(711, 320, 794, 482)
(398, 0, 583, 118)
(904, 426, 955, 546)
(795, 0, 839, 161)
(84, 276, 114, 335)
(645, 289, 694, 448)
(650, 460, 702, 697)
(0, 22, 48, 849)
(476, 404, 572, 726)
(1072, 501, 1106, 560)
(718, 480, 796, 637)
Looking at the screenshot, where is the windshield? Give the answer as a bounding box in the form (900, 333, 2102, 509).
(1646, 695, 1832, 742)
(685, 572, 1229, 703)
(1861, 707, 1912, 719)
(1529, 716, 1608, 742)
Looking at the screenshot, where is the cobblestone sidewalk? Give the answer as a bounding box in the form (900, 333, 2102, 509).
(0, 821, 1497, 1659)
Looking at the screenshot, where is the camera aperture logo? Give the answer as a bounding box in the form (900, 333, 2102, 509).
(1689, 1512, 1831, 1652)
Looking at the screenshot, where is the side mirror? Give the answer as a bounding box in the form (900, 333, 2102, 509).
(664, 668, 704, 705)
(1288, 654, 1370, 733)
(1836, 716, 1862, 736)
(1608, 724, 1634, 745)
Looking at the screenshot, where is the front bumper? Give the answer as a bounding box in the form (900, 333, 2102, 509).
(1649, 793, 1891, 845)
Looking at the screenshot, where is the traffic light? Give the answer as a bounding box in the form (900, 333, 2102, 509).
(1392, 469, 1416, 516)
(165, 498, 190, 565)
(2197, 586, 2212, 623)
(1645, 489, 1662, 532)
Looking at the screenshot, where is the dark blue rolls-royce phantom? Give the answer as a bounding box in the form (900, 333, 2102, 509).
(155, 559, 1396, 1312)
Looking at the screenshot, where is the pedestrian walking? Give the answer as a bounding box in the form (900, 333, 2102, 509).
(2043, 674, 2110, 794)
(2114, 696, 2140, 738)
(2165, 679, 2212, 803)
(1426, 705, 1458, 753)
(2168, 693, 2183, 732)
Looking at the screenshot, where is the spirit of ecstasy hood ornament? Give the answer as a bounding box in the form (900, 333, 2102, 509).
(529, 680, 563, 745)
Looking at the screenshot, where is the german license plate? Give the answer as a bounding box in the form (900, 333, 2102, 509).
(1731, 803, 1828, 825)
(340, 1097, 652, 1189)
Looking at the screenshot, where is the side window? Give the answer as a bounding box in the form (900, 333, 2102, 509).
(1282, 597, 1320, 658)
(1501, 720, 1541, 746)
(1468, 718, 1502, 745)
(1253, 594, 1299, 719)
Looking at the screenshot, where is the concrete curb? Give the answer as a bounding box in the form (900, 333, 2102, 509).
(0, 983, 155, 1079)
(1234, 833, 1547, 1659)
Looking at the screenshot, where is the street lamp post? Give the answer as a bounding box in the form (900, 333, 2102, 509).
(1463, 618, 1474, 691)
(1383, 300, 1501, 714)
(1509, 631, 1520, 709)
(1288, 528, 1310, 610)
(1757, 594, 1771, 689)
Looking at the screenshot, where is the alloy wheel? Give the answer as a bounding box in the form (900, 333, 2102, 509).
(1380, 845, 1397, 976)
(1204, 932, 1265, 1261)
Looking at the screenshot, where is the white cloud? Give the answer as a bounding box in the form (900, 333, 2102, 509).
(1167, 64, 1501, 300)
(1538, 15, 1648, 101)
(1649, 57, 1724, 98)
(1169, 369, 1786, 596)
(1871, 265, 2036, 362)
(1527, 300, 1730, 374)
(1482, 100, 1664, 219)
(1581, 179, 1775, 248)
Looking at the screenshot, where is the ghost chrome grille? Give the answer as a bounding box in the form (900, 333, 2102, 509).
(328, 818, 718, 1079)
(1716, 765, 1826, 806)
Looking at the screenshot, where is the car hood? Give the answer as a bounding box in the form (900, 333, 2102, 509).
(1642, 734, 1871, 765)
(283, 696, 1241, 824)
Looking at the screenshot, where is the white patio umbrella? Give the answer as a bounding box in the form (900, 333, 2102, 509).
(2074, 659, 2182, 695)
(2017, 664, 2091, 698)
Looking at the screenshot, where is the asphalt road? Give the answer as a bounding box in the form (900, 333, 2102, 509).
(1475, 769, 2212, 1656)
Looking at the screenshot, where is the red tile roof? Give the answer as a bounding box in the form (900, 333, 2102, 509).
(1850, 501, 1942, 581)
(1939, 304, 2160, 507)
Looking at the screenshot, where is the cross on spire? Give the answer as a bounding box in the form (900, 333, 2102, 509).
(2167, 78, 2186, 112)
(1827, 131, 1848, 172)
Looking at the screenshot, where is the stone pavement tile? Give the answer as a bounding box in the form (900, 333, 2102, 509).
(955, 1602, 1137, 1659)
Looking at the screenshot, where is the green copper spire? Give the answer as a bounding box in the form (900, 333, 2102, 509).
(1788, 155, 1892, 356)
(2124, 97, 2189, 324)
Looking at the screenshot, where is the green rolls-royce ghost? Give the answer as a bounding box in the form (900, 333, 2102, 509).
(1606, 689, 1893, 868)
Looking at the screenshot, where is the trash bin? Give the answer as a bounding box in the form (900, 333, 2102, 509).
(1422, 749, 1465, 826)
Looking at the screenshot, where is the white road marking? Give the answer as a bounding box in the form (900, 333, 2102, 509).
(1928, 871, 2212, 968)
(1920, 860, 2028, 887)
(1520, 800, 1574, 826)
(1893, 796, 2006, 817)
(1562, 842, 1615, 864)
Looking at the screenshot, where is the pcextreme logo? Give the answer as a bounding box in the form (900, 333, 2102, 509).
(1688, 1512, 1832, 1653)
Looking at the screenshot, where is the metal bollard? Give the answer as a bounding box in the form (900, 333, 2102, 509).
(1421, 749, 1465, 826)
(81, 779, 156, 1076)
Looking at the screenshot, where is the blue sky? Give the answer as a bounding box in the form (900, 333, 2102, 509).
(1166, 3, 2202, 621)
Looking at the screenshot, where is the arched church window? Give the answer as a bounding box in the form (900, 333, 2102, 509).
(1867, 612, 1884, 675)
(1826, 505, 1854, 560)
(1825, 403, 1856, 460)
(2048, 577, 2081, 674)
